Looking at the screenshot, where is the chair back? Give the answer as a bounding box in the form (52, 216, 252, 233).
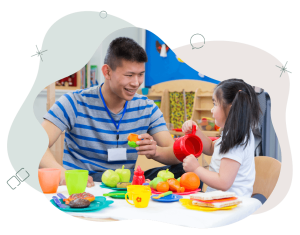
(252, 156, 281, 199)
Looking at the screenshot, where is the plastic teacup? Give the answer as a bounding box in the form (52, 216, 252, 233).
(125, 189, 151, 208)
(65, 170, 88, 195)
(38, 168, 61, 194)
(127, 185, 151, 200)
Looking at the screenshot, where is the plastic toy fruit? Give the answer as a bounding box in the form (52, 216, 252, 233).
(101, 170, 120, 187)
(167, 178, 185, 193)
(177, 177, 181, 182)
(156, 181, 169, 192)
(127, 133, 141, 148)
(149, 177, 164, 190)
(115, 165, 131, 182)
(180, 172, 200, 191)
(157, 169, 174, 182)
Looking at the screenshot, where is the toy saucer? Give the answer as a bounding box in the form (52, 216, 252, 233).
(180, 199, 237, 211)
(151, 194, 183, 202)
(50, 196, 114, 212)
(151, 188, 201, 195)
(100, 183, 127, 191)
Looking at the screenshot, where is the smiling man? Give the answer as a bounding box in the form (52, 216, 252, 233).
(39, 37, 183, 187)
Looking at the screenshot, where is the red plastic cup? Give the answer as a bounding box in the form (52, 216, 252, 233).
(173, 125, 203, 162)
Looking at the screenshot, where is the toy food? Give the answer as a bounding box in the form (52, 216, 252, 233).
(102, 170, 120, 187)
(157, 169, 174, 182)
(198, 117, 215, 131)
(167, 178, 185, 193)
(63, 192, 95, 204)
(127, 133, 141, 148)
(132, 165, 145, 185)
(177, 177, 181, 182)
(190, 191, 241, 208)
(180, 172, 200, 191)
(117, 182, 132, 188)
(69, 198, 91, 208)
(115, 165, 131, 182)
(156, 181, 169, 192)
(149, 177, 164, 190)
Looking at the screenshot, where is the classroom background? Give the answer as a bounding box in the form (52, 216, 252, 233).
(33, 27, 281, 164)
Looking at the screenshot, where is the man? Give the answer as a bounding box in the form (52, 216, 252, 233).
(40, 37, 183, 187)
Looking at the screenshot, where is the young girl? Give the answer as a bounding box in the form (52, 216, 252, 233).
(182, 79, 261, 197)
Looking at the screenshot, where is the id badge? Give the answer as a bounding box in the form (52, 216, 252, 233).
(108, 148, 127, 162)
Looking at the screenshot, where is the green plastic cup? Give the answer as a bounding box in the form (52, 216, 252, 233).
(65, 170, 88, 195)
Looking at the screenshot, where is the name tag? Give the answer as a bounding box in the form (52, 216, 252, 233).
(108, 148, 127, 161)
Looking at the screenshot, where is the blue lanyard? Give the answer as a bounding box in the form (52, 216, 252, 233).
(99, 84, 128, 147)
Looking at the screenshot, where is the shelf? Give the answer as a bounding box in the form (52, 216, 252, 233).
(195, 108, 212, 111)
(197, 95, 213, 97)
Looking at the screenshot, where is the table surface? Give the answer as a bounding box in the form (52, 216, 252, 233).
(45, 182, 262, 228)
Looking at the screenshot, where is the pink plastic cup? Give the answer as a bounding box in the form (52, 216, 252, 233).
(173, 125, 203, 162)
(38, 168, 61, 194)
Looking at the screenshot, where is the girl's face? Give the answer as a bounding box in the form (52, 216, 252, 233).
(211, 95, 231, 128)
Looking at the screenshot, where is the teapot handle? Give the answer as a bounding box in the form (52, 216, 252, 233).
(191, 124, 197, 135)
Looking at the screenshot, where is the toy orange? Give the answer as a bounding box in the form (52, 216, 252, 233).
(180, 172, 200, 191)
(156, 181, 169, 192)
(167, 178, 185, 193)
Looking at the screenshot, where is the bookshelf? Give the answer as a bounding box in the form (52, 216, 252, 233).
(138, 80, 221, 137)
(55, 62, 93, 91)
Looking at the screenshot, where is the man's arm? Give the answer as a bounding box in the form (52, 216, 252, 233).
(40, 120, 67, 183)
(153, 131, 181, 165)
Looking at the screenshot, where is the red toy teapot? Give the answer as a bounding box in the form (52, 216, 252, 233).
(173, 125, 203, 162)
(132, 165, 145, 185)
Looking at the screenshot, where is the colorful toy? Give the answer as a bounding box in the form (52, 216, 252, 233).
(65, 170, 89, 195)
(198, 117, 216, 131)
(125, 187, 152, 208)
(63, 192, 95, 204)
(157, 169, 174, 182)
(132, 165, 145, 185)
(127, 133, 141, 148)
(167, 178, 185, 193)
(173, 125, 203, 162)
(101, 170, 120, 188)
(149, 177, 164, 190)
(152, 191, 172, 199)
(180, 172, 200, 191)
(156, 181, 170, 192)
(115, 165, 131, 182)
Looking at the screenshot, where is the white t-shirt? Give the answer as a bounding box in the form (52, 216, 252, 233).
(205, 130, 255, 197)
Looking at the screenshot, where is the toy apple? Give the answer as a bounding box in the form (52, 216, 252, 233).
(157, 169, 174, 181)
(101, 170, 120, 188)
(149, 177, 164, 190)
(115, 165, 131, 182)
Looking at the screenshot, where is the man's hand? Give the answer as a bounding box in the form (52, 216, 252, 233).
(182, 154, 200, 172)
(60, 174, 95, 187)
(136, 133, 157, 159)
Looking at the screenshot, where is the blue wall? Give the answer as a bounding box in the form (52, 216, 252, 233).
(145, 30, 220, 88)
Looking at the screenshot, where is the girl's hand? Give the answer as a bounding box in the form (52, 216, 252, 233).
(183, 154, 200, 172)
(182, 120, 198, 134)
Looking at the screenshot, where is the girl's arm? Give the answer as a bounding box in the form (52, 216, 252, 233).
(183, 155, 240, 191)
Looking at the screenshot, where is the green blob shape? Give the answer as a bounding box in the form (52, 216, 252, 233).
(128, 141, 139, 148)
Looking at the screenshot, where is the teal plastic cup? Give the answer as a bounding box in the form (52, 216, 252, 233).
(65, 170, 88, 195)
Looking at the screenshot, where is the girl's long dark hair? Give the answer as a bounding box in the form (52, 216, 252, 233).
(215, 79, 261, 154)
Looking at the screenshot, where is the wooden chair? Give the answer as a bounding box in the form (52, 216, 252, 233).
(252, 156, 281, 199)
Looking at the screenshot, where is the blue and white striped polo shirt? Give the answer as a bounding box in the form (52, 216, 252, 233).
(43, 85, 168, 174)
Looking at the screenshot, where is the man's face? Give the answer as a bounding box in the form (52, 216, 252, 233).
(109, 60, 145, 101)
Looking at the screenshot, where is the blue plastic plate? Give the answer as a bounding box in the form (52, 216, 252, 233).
(50, 196, 114, 212)
(151, 194, 183, 202)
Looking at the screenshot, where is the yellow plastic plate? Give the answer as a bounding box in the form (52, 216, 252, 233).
(180, 199, 238, 211)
